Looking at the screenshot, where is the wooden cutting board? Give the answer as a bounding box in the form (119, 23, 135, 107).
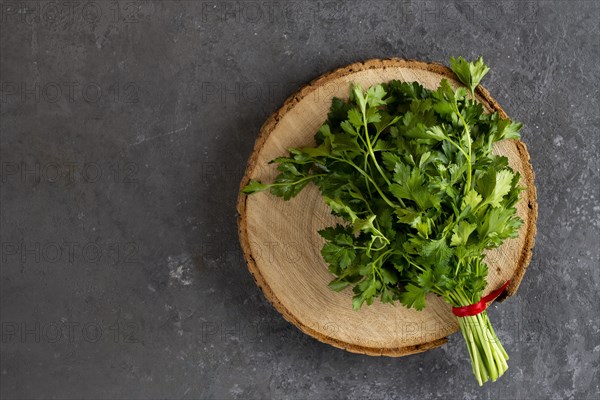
(237, 59, 537, 356)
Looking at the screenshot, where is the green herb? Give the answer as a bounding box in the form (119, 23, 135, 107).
(449, 56, 491, 96)
(243, 57, 524, 385)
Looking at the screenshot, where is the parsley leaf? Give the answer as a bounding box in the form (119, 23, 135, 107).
(399, 284, 427, 311)
(450, 56, 491, 96)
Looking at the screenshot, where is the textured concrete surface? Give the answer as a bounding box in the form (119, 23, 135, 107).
(1, 1, 599, 399)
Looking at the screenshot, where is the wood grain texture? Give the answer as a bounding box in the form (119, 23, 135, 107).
(237, 59, 538, 357)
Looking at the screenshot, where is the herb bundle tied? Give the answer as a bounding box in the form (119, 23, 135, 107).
(243, 57, 524, 385)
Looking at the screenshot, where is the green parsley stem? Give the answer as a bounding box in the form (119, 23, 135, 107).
(361, 104, 394, 189)
(455, 104, 473, 194)
(267, 174, 326, 187)
(403, 257, 426, 273)
(444, 136, 470, 159)
(363, 154, 374, 198)
(331, 156, 398, 209)
(449, 287, 509, 384)
(348, 182, 375, 215)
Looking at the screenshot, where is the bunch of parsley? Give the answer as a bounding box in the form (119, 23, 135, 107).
(243, 57, 524, 385)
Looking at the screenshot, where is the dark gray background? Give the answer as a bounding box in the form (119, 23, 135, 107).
(1, 1, 598, 399)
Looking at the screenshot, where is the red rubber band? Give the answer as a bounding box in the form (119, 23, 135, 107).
(451, 280, 511, 317)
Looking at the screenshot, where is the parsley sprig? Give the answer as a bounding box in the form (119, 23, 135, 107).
(243, 57, 524, 385)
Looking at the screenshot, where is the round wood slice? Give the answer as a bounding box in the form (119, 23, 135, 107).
(237, 59, 537, 357)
